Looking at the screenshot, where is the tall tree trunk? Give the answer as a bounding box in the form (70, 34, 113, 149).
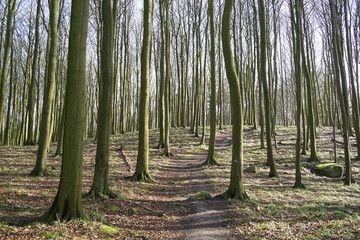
(329, 0, 353, 185)
(131, 0, 154, 182)
(291, 0, 305, 189)
(259, 0, 278, 177)
(25, 0, 41, 146)
(204, 0, 218, 166)
(89, 0, 118, 197)
(41, 0, 89, 221)
(220, 0, 249, 200)
(163, 0, 172, 157)
(30, 0, 60, 177)
(0, 0, 16, 139)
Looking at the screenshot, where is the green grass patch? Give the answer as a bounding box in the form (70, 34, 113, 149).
(189, 192, 212, 200)
(99, 225, 120, 236)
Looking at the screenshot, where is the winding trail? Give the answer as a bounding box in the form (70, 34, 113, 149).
(155, 131, 235, 239)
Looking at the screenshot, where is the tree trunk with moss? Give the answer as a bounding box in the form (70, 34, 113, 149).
(131, 0, 154, 182)
(30, 0, 60, 177)
(204, 0, 218, 166)
(0, 0, 16, 139)
(89, 0, 118, 198)
(258, 0, 278, 178)
(220, 0, 249, 200)
(41, 0, 89, 222)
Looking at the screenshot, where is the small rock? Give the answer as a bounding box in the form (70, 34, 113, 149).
(245, 166, 258, 173)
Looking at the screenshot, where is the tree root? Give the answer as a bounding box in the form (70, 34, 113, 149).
(268, 171, 279, 178)
(307, 155, 321, 163)
(162, 151, 173, 157)
(292, 183, 306, 189)
(218, 189, 250, 201)
(29, 167, 48, 177)
(130, 172, 155, 183)
(86, 188, 118, 199)
(40, 197, 86, 222)
(202, 157, 219, 166)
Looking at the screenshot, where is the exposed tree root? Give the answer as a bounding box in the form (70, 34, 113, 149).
(29, 167, 48, 177)
(40, 196, 86, 222)
(292, 183, 306, 189)
(156, 143, 165, 149)
(218, 189, 250, 201)
(87, 188, 118, 199)
(162, 151, 173, 157)
(202, 157, 219, 166)
(307, 155, 321, 162)
(268, 170, 279, 178)
(130, 172, 155, 183)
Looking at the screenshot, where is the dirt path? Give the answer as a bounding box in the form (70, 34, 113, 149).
(154, 131, 235, 239)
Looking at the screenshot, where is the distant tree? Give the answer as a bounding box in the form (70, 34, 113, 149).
(131, 0, 154, 182)
(41, 0, 90, 221)
(25, 0, 41, 146)
(220, 0, 249, 200)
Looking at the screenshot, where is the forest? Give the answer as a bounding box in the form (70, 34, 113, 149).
(0, 0, 359, 239)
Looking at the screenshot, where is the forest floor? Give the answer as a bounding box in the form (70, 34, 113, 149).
(0, 126, 359, 239)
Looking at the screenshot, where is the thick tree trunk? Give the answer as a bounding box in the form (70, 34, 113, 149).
(41, 0, 89, 221)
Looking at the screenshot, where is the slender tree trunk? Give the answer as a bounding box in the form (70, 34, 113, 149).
(259, 0, 278, 177)
(88, 0, 118, 197)
(25, 0, 41, 146)
(163, 0, 172, 157)
(291, 0, 305, 189)
(220, 0, 249, 200)
(0, 0, 16, 139)
(204, 0, 218, 166)
(30, 0, 60, 177)
(131, 0, 154, 182)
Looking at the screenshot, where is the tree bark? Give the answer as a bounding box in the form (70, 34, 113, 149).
(41, 0, 89, 221)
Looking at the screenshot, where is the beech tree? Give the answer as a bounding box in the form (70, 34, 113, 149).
(30, 0, 60, 177)
(41, 0, 90, 221)
(258, 0, 278, 178)
(204, 0, 218, 166)
(88, 0, 118, 198)
(0, 0, 16, 138)
(220, 0, 248, 200)
(131, 0, 154, 182)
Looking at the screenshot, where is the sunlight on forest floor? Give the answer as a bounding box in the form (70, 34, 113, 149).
(0, 126, 359, 239)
